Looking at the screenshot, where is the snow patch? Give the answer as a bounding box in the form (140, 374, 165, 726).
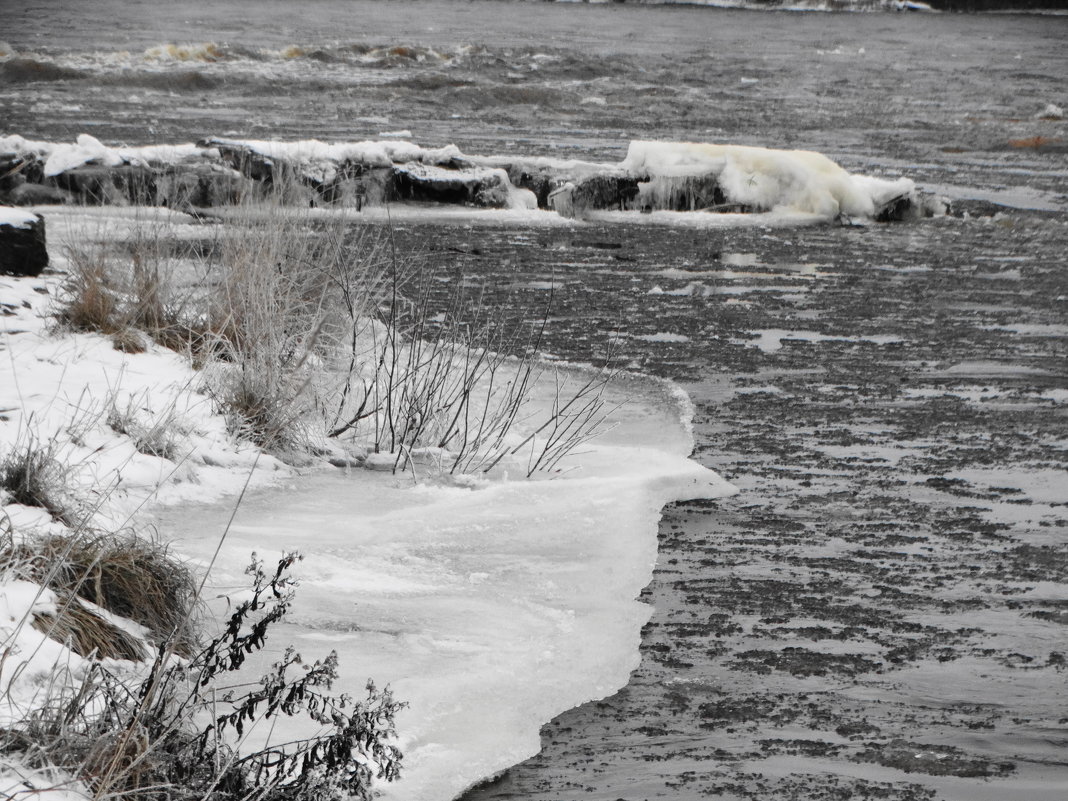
(0, 134, 213, 178)
(0, 207, 40, 229)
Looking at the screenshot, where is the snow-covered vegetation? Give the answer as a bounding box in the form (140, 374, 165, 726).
(1, 205, 734, 799)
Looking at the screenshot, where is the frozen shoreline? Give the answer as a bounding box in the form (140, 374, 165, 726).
(0, 204, 736, 800)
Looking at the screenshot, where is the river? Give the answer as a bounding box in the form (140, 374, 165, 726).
(4, 1, 1067, 799)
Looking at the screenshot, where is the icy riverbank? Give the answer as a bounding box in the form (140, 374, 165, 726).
(154, 372, 736, 800)
(1, 205, 735, 799)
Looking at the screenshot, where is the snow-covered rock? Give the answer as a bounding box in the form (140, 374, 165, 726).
(0, 207, 48, 276)
(1035, 102, 1064, 121)
(0, 133, 940, 223)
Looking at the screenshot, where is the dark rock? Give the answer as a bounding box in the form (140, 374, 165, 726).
(0, 211, 49, 277)
(389, 165, 511, 207)
(575, 175, 640, 211)
(206, 142, 316, 205)
(874, 194, 917, 223)
(495, 163, 567, 209)
(317, 162, 392, 208)
(7, 181, 73, 205)
(50, 164, 157, 205)
(206, 139, 284, 185)
(155, 165, 252, 208)
(153, 169, 209, 208)
(0, 154, 26, 193)
(550, 174, 641, 218)
(511, 170, 558, 208)
(875, 192, 949, 223)
(0, 155, 46, 191)
(634, 173, 727, 211)
(949, 198, 1007, 218)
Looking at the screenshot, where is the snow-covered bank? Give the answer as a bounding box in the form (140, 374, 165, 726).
(0, 209, 290, 799)
(0, 209, 287, 537)
(2, 204, 736, 799)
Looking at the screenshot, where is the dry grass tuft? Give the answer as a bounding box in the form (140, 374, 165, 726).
(111, 326, 149, 354)
(106, 398, 188, 462)
(4, 531, 199, 655)
(59, 231, 210, 354)
(209, 362, 309, 450)
(81, 723, 155, 792)
(57, 252, 123, 336)
(0, 437, 80, 525)
(32, 601, 147, 661)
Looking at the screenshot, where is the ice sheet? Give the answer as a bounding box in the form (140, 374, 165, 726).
(154, 371, 736, 801)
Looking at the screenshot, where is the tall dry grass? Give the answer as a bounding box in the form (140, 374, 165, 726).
(0, 433, 82, 526)
(197, 215, 387, 451)
(58, 219, 210, 355)
(56, 207, 611, 473)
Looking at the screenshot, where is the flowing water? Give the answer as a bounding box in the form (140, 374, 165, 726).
(4, 1, 1068, 799)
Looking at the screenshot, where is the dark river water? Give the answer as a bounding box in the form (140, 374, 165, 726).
(4, 1, 1067, 799)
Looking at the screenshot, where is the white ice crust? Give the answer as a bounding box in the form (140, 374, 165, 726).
(622, 141, 915, 217)
(158, 370, 737, 801)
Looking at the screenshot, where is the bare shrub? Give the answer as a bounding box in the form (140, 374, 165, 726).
(2, 554, 404, 801)
(485, 366, 616, 478)
(58, 222, 211, 354)
(340, 269, 615, 477)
